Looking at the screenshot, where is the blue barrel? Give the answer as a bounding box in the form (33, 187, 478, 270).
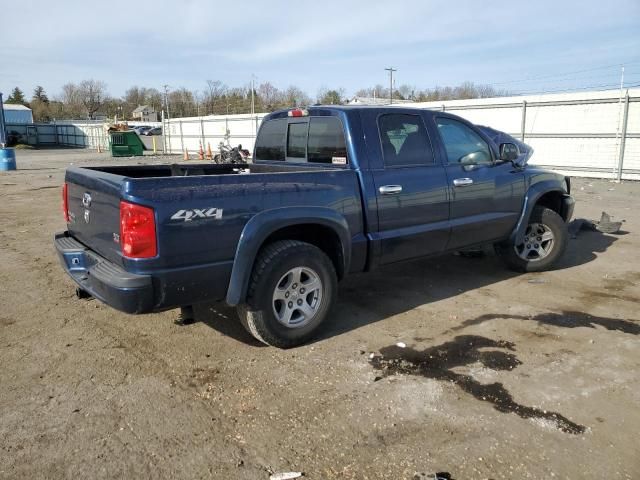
(0, 148, 16, 171)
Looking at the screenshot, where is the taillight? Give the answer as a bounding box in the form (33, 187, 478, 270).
(62, 183, 70, 223)
(287, 108, 309, 117)
(120, 201, 157, 258)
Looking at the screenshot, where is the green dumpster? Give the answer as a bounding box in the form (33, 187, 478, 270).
(109, 131, 146, 157)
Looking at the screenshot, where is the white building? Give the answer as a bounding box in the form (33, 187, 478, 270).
(3, 104, 34, 123)
(347, 96, 415, 106)
(132, 105, 158, 122)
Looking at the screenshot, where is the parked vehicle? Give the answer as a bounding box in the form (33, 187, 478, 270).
(213, 142, 251, 163)
(143, 127, 162, 136)
(55, 106, 574, 348)
(133, 126, 152, 135)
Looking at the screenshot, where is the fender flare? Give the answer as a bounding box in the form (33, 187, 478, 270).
(225, 206, 351, 306)
(510, 182, 566, 245)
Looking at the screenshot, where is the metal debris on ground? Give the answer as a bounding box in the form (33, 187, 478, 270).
(413, 473, 453, 480)
(567, 211, 624, 238)
(593, 211, 623, 234)
(269, 472, 303, 480)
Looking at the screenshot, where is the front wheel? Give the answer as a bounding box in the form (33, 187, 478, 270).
(237, 240, 337, 348)
(496, 206, 568, 272)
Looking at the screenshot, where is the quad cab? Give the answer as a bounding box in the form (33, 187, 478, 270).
(56, 106, 574, 347)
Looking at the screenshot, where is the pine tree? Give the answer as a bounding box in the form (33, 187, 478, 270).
(6, 87, 26, 105)
(32, 86, 49, 104)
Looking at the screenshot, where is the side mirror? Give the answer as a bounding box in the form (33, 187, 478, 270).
(499, 143, 519, 162)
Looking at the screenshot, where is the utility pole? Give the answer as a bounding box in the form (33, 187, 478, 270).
(0, 92, 7, 147)
(385, 67, 396, 105)
(610, 65, 627, 180)
(163, 84, 171, 119)
(250, 74, 256, 115)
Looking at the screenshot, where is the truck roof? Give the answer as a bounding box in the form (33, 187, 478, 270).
(266, 104, 443, 120)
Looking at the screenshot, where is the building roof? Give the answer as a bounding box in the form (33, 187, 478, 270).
(347, 96, 415, 105)
(2, 103, 32, 111)
(133, 105, 153, 113)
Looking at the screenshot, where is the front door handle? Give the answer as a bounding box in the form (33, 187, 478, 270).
(379, 185, 403, 195)
(453, 178, 474, 187)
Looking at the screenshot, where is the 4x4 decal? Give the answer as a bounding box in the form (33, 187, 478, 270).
(170, 208, 223, 222)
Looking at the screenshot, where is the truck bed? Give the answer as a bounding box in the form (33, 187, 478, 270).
(86, 162, 343, 178)
(62, 160, 366, 311)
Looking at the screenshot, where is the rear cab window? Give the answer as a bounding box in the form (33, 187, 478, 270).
(255, 115, 348, 166)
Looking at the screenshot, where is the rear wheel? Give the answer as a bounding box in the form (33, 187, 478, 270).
(237, 240, 337, 348)
(496, 206, 568, 272)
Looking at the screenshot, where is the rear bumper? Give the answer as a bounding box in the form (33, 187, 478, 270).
(54, 232, 154, 313)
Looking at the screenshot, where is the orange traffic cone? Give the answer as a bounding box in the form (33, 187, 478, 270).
(183, 149, 189, 161)
(198, 142, 205, 160)
(206, 142, 213, 160)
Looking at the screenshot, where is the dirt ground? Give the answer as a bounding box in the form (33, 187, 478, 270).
(1, 148, 638, 480)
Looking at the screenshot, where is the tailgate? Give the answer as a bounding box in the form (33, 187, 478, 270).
(65, 167, 124, 266)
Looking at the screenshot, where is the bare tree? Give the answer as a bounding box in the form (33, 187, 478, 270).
(58, 83, 85, 118)
(283, 86, 311, 108)
(257, 82, 280, 111)
(204, 80, 228, 115)
(168, 87, 197, 117)
(78, 79, 107, 119)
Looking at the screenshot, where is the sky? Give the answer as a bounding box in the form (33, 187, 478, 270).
(1, 0, 640, 100)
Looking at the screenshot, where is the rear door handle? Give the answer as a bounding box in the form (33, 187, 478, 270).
(379, 185, 403, 195)
(453, 178, 474, 187)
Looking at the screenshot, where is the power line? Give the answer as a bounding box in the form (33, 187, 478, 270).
(512, 74, 640, 93)
(518, 71, 640, 84)
(488, 60, 640, 86)
(512, 81, 640, 95)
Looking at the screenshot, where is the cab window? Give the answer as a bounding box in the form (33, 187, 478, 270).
(255, 116, 347, 165)
(287, 123, 307, 159)
(307, 117, 347, 164)
(436, 117, 492, 165)
(254, 119, 286, 161)
(378, 114, 433, 167)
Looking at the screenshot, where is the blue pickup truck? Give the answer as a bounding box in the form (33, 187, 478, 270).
(55, 106, 574, 347)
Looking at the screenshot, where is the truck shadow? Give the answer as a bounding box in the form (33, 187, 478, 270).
(448, 310, 639, 335)
(319, 230, 621, 341)
(192, 229, 621, 345)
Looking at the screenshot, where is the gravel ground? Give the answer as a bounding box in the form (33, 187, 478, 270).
(1, 148, 638, 479)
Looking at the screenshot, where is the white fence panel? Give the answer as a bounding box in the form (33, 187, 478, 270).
(407, 88, 640, 180)
(7, 89, 637, 180)
(442, 106, 523, 134)
(164, 114, 267, 156)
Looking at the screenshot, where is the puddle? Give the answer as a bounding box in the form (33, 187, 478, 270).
(370, 335, 586, 434)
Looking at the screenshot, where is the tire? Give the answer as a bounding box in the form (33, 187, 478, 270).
(496, 206, 568, 272)
(237, 240, 338, 348)
(213, 154, 221, 164)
